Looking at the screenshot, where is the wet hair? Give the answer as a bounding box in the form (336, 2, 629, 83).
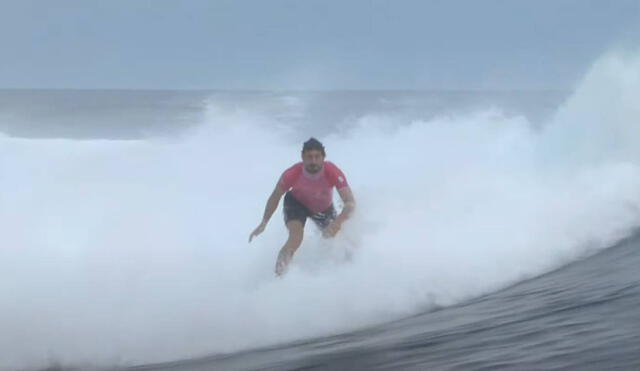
(302, 137, 326, 156)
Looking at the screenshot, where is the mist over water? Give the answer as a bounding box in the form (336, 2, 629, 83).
(2, 50, 640, 370)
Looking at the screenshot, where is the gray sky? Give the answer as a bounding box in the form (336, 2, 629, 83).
(1, 0, 638, 90)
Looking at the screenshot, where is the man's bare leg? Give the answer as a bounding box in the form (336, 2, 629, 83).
(275, 220, 304, 276)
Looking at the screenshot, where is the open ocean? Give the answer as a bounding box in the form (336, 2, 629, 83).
(1, 51, 640, 371)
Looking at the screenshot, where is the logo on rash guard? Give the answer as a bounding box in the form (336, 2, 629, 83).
(338, 176, 344, 183)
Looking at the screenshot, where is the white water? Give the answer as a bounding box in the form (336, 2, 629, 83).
(2, 50, 640, 370)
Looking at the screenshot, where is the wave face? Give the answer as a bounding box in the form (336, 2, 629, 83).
(144, 232, 640, 371)
(2, 50, 640, 371)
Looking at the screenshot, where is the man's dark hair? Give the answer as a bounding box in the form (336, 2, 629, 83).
(302, 137, 326, 156)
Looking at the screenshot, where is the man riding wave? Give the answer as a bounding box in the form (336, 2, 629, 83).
(249, 138, 356, 276)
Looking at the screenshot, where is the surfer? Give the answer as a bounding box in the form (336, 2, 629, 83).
(249, 138, 356, 276)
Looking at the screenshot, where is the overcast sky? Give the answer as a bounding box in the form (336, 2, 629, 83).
(1, 0, 638, 90)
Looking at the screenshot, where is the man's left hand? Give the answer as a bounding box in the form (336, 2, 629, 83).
(323, 220, 342, 238)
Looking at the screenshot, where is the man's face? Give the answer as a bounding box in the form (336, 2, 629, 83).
(302, 149, 325, 174)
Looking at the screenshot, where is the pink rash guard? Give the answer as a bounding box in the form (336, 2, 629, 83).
(279, 161, 349, 214)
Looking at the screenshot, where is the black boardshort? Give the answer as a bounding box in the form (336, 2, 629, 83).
(283, 191, 336, 230)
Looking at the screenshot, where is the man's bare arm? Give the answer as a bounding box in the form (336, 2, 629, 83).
(249, 182, 286, 242)
(335, 186, 355, 224)
(262, 183, 286, 224)
(322, 186, 355, 238)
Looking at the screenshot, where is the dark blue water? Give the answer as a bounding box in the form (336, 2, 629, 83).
(128, 232, 640, 371)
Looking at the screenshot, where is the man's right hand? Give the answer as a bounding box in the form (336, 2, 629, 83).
(249, 221, 267, 242)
